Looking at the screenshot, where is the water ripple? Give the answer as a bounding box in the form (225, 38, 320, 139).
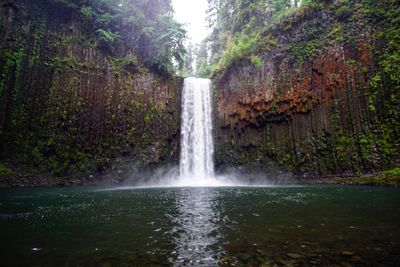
(169, 188, 224, 266)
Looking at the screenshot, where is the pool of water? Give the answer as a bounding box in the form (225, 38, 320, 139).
(0, 185, 399, 266)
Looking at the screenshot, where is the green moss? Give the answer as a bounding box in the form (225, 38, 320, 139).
(0, 47, 25, 99)
(340, 168, 400, 187)
(96, 28, 120, 50)
(29, 19, 46, 69)
(364, 2, 400, 168)
(0, 0, 184, 178)
(214, 33, 276, 74)
(335, 5, 352, 20)
(0, 44, 27, 141)
(249, 55, 262, 69)
(0, 163, 14, 176)
(62, 35, 94, 47)
(289, 37, 327, 64)
(301, 0, 325, 9)
(111, 54, 139, 74)
(328, 23, 344, 43)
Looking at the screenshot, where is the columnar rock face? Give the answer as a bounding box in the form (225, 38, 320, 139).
(0, 1, 182, 176)
(213, 6, 400, 176)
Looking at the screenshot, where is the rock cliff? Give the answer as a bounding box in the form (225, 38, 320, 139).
(213, 1, 400, 175)
(0, 1, 182, 177)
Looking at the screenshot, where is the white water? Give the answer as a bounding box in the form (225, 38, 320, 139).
(177, 77, 220, 186)
(125, 77, 274, 188)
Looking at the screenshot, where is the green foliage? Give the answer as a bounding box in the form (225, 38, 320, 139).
(329, 23, 344, 43)
(335, 5, 352, 20)
(0, 47, 25, 98)
(364, 0, 400, 169)
(0, 163, 14, 176)
(205, 0, 304, 75)
(80, 6, 96, 18)
(250, 55, 262, 69)
(147, 13, 187, 75)
(29, 19, 46, 69)
(96, 29, 119, 48)
(340, 168, 400, 187)
(111, 54, 139, 73)
(196, 57, 212, 78)
(0, 46, 26, 131)
(289, 37, 327, 64)
(206, 0, 400, 175)
(205, 0, 349, 75)
(215, 32, 276, 73)
(47, 0, 186, 76)
(301, 0, 325, 9)
(386, 167, 400, 176)
(188, 40, 212, 78)
(0, 0, 185, 177)
(220, 33, 257, 68)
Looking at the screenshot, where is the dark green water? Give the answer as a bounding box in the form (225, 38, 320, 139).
(0, 186, 399, 266)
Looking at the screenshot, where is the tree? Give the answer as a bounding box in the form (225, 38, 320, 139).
(205, 0, 299, 74)
(148, 13, 187, 75)
(195, 40, 212, 77)
(183, 43, 195, 76)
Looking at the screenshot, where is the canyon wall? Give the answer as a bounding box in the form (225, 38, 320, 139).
(213, 2, 400, 175)
(0, 1, 182, 176)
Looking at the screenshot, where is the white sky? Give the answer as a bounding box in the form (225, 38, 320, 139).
(172, 0, 209, 44)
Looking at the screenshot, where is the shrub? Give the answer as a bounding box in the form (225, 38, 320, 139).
(335, 5, 352, 20)
(250, 55, 262, 69)
(96, 29, 119, 51)
(0, 163, 14, 176)
(216, 32, 276, 73)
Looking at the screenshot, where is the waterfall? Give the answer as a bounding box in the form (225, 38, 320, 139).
(179, 77, 216, 185)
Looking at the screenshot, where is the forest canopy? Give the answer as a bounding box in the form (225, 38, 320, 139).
(187, 0, 398, 77)
(45, 0, 187, 76)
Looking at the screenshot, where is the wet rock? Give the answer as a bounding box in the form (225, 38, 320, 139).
(278, 259, 295, 267)
(341, 251, 355, 256)
(287, 253, 303, 259)
(340, 262, 353, 267)
(303, 252, 318, 257)
(351, 255, 364, 262)
(212, 7, 399, 177)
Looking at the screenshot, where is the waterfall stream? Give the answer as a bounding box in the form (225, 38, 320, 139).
(179, 77, 218, 186)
